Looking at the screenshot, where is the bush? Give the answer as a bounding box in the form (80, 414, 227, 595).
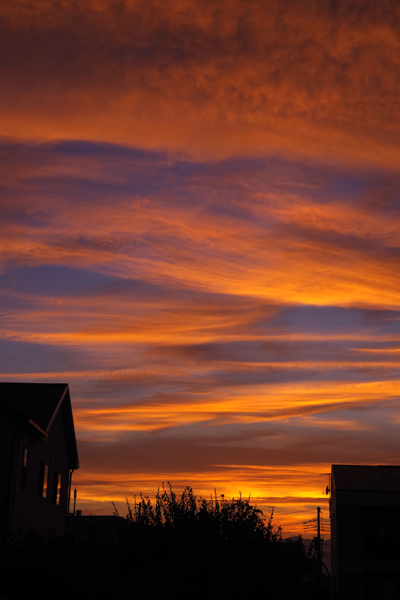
(117, 484, 281, 551)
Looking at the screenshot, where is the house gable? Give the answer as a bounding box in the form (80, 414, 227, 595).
(0, 382, 79, 538)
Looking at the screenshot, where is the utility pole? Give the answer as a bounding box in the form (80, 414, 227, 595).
(317, 506, 322, 576)
(303, 507, 329, 579)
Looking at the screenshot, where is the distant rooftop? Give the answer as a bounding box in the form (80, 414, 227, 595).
(332, 465, 400, 492)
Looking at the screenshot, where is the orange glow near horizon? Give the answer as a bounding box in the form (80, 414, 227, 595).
(72, 463, 331, 537)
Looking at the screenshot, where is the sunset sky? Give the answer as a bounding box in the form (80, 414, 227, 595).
(1, 0, 400, 536)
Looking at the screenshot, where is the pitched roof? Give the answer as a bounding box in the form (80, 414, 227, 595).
(0, 382, 79, 469)
(332, 465, 400, 492)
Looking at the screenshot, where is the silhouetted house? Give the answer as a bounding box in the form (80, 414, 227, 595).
(331, 464, 400, 600)
(0, 383, 79, 538)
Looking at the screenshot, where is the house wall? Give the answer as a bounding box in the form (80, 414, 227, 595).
(331, 485, 400, 600)
(12, 408, 71, 537)
(0, 412, 15, 539)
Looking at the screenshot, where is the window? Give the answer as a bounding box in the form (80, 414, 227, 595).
(21, 448, 28, 488)
(38, 461, 48, 498)
(53, 472, 61, 505)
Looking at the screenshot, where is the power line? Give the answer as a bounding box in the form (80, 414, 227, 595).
(277, 509, 317, 516)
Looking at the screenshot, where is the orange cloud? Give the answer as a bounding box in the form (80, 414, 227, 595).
(70, 379, 400, 433)
(2, 162, 400, 309)
(0, 1, 399, 165)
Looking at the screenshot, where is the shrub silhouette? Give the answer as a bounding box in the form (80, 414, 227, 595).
(118, 484, 281, 550)
(107, 485, 290, 597)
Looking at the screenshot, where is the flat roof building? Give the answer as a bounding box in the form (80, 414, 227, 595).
(331, 464, 400, 600)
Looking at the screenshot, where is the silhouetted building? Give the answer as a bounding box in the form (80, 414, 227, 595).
(68, 514, 125, 546)
(331, 464, 400, 600)
(0, 383, 79, 538)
